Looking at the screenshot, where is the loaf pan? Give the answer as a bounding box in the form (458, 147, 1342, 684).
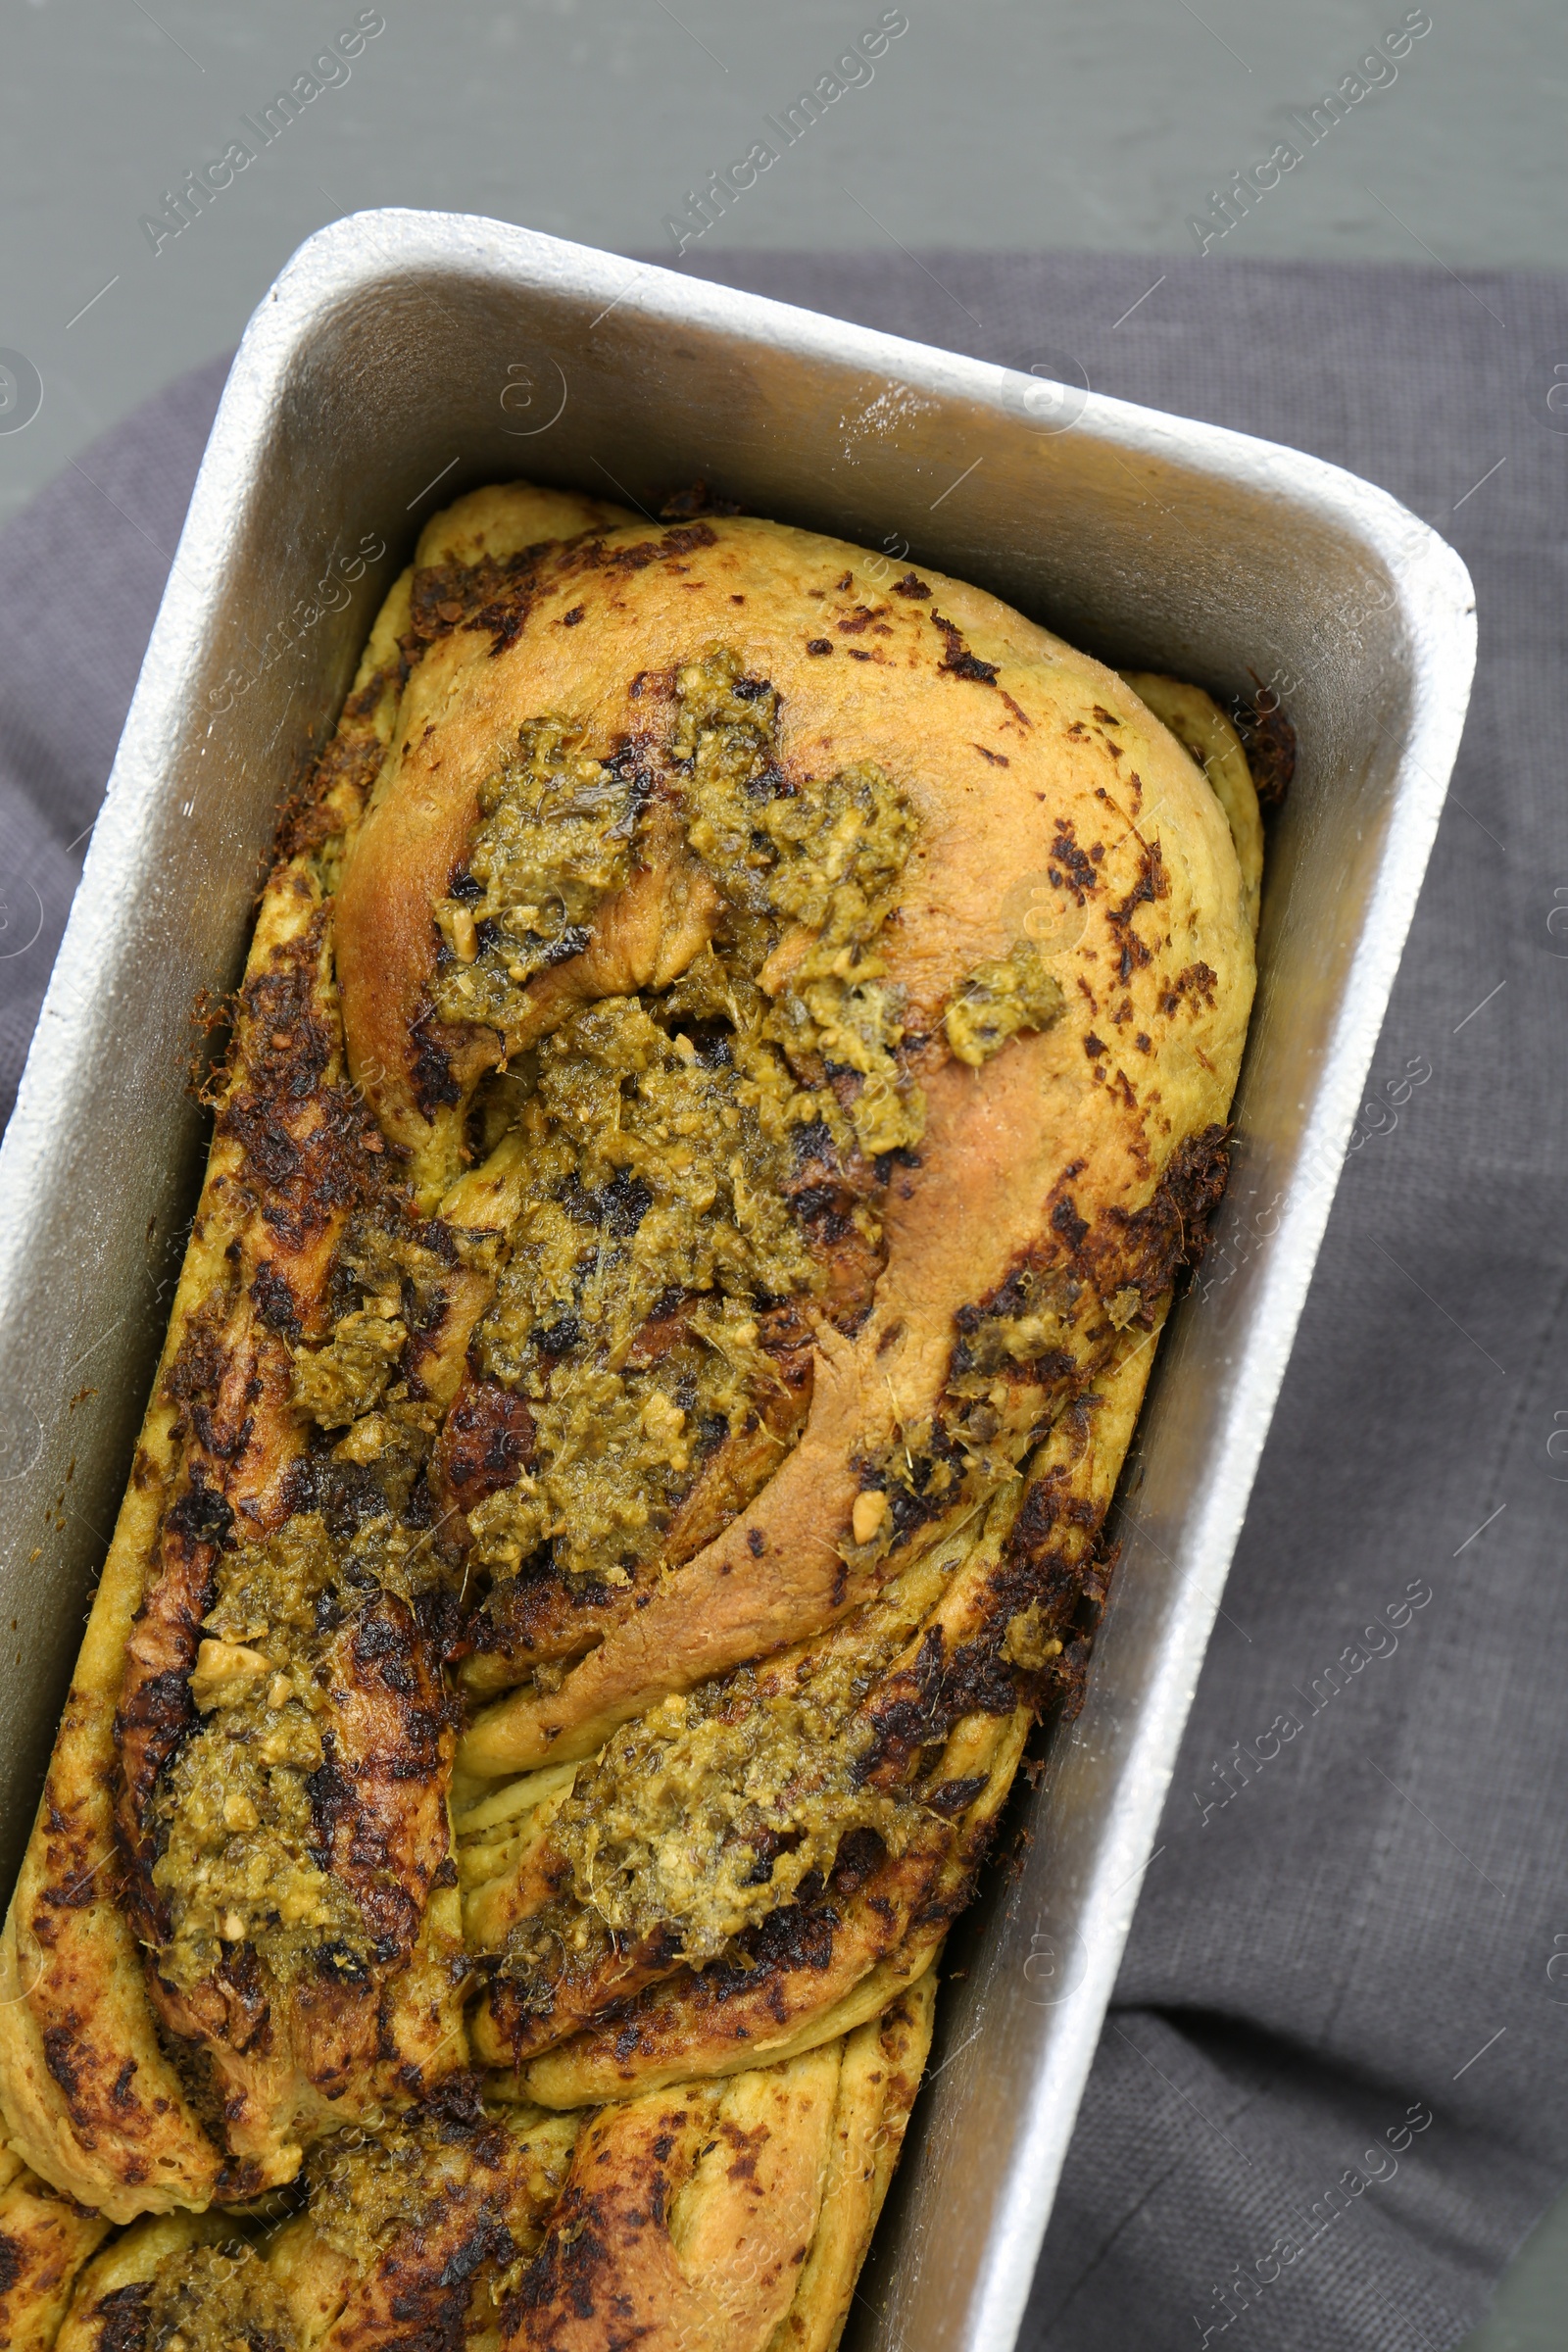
(0, 212, 1475, 2352)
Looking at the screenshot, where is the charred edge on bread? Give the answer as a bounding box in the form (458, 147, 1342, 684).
(437, 1378, 538, 1513)
(1230, 687, 1296, 808)
(215, 915, 382, 1245)
(275, 667, 409, 863)
(77, 2282, 152, 2352)
(1049, 818, 1101, 903)
(409, 542, 556, 657)
(554, 522, 719, 584)
(870, 1124, 1236, 1771)
(1104, 838, 1170, 982)
(407, 1008, 463, 1119)
(659, 481, 742, 520)
(928, 611, 999, 685)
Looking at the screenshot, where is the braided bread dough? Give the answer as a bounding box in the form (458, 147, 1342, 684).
(0, 481, 1257, 2349)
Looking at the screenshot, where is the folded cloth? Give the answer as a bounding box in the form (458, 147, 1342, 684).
(1, 250, 1561, 2352)
(0, 351, 233, 1124)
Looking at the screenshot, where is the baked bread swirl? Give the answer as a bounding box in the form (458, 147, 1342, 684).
(0, 479, 1262, 2347)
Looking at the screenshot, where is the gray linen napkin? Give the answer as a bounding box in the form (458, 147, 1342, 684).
(2, 250, 1560, 2352)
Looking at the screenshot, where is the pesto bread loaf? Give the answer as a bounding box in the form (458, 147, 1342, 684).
(0, 480, 1261, 2350)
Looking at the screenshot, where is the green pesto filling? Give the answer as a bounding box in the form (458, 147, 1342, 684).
(130, 2105, 579, 2347)
(466, 968, 835, 1588)
(430, 715, 639, 1025)
(305, 2101, 578, 2272)
(490, 1491, 1028, 1995)
(428, 647, 927, 1592)
(544, 1661, 917, 1960)
(500, 1604, 928, 1992)
(150, 1481, 444, 1994)
(944, 937, 1065, 1067)
(428, 643, 923, 1158)
(676, 647, 923, 1157)
(291, 1211, 501, 1431)
(291, 1298, 405, 1427)
(141, 2241, 297, 2352)
(153, 635, 1080, 1996)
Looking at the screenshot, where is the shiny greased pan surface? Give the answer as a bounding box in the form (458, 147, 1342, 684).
(0, 215, 1474, 2351)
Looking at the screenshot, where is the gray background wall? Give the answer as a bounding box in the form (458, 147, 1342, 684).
(1, 0, 1565, 522)
(0, 3, 1562, 2343)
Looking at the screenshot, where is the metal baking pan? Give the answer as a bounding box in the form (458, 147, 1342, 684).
(0, 212, 1474, 2350)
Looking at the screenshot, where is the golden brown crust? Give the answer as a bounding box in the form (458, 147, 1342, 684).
(1119, 671, 1262, 938)
(766, 1973, 937, 2352)
(0, 487, 625, 2218)
(0, 475, 1262, 2345)
(503, 2045, 841, 2352)
(0, 2145, 112, 2351)
(52, 2211, 234, 2352)
(46, 2088, 581, 2351)
(465, 1307, 1159, 2105)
